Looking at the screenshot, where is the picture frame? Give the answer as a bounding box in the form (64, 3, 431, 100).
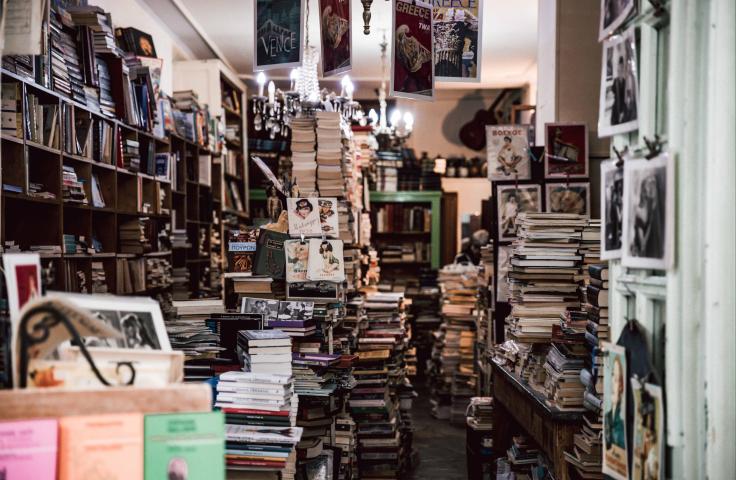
(495, 184, 542, 242)
(253, 0, 305, 72)
(544, 123, 589, 178)
(599, 26, 639, 137)
(600, 159, 624, 259)
(433, 0, 484, 83)
(306, 238, 345, 283)
(545, 182, 592, 217)
(319, 0, 352, 77)
(390, 0, 435, 101)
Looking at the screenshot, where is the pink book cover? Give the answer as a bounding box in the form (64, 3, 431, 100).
(58, 413, 143, 480)
(0, 418, 58, 479)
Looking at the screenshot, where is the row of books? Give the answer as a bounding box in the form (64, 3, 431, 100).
(374, 204, 432, 233)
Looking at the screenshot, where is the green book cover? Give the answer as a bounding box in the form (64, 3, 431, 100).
(253, 229, 289, 279)
(144, 411, 225, 480)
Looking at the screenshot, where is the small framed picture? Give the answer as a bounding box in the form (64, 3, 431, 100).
(544, 123, 589, 178)
(599, 0, 635, 41)
(601, 160, 624, 259)
(486, 125, 531, 181)
(599, 26, 639, 137)
(546, 182, 591, 217)
(496, 184, 542, 241)
(622, 153, 673, 270)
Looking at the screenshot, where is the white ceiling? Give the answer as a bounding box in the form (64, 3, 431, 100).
(173, 0, 538, 89)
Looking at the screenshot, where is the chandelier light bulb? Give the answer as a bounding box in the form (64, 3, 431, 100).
(256, 71, 266, 97)
(368, 109, 379, 125)
(390, 109, 401, 127)
(403, 111, 414, 130)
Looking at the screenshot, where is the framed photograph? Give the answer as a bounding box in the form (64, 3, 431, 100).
(602, 341, 629, 480)
(253, 0, 305, 71)
(496, 184, 542, 242)
(486, 125, 531, 181)
(631, 379, 665, 480)
(319, 0, 351, 77)
(622, 153, 673, 270)
(599, 26, 639, 137)
(391, 0, 434, 101)
(306, 239, 345, 283)
(287, 281, 340, 301)
(545, 123, 589, 178)
(433, 0, 483, 82)
(546, 182, 591, 217)
(496, 245, 512, 303)
(241, 297, 279, 326)
(599, 0, 635, 41)
(277, 301, 314, 321)
(46, 292, 171, 351)
(601, 160, 624, 259)
(285, 239, 310, 282)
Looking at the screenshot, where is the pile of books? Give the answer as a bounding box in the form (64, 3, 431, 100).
(238, 330, 293, 375)
(315, 111, 345, 197)
(90, 261, 108, 293)
(374, 150, 401, 192)
(166, 300, 225, 370)
(62, 165, 88, 204)
(49, 9, 86, 103)
(118, 218, 152, 254)
(122, 138, 141, 171)
(145, 257, 172, 289)
(542, 343, 586, 410)
(290, 117, 317, 195)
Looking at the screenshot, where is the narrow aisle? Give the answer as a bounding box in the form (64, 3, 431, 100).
(409, 382, 467, 480)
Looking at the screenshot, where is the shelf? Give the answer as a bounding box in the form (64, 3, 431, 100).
(3, 192, 60, 206)
(221, 207, 248, 219)
(145, 251, 173, 257)
(91, 161, 117, 171)
(63, 202, 90, 210)
(221, 103, 242, 119)
(1, 133, 24, 145)
(62, 152, 95, 164)
(249, 188, 267, 201)
(369, 190, 443, 203)
(374, 231, 431, 236)
(26, 140, 61, 155)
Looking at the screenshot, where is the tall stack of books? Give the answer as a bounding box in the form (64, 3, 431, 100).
(315, 111, 345, 197)
(62, 166, 88, 204)
(49, 9, 86, 103)
(290, 117, 317, 195)
(167, 300, 225, 377)
(238, 330, 293, 375)
(374, 150, 401, 192)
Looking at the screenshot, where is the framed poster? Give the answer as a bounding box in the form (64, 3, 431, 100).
(496, 184, 542, 242)
(433, 0, 482, 82)
(254, 0, 305, 71)
(600, 159, 624, 259)
(487, 125, 531, 181)
(545, 182, 592, 217)
(391, 0, 434, 101)
(544, 123, 589, 178)
(599, 26, 639, 137)
(319, 0, 351, 77)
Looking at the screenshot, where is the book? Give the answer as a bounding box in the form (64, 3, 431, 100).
(58, 413, 143, 480)
(253, 229, 289, 280)
(0, 419, 58, 479)
(144, 412, 225, 480)
(228, 228, 257, 273)
(239, 329, 291, 347)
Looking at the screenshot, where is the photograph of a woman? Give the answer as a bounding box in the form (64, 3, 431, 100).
(603, 342, 629, 480)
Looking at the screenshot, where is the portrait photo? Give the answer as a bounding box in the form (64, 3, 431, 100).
(286, 197, 321, 237)
(241, 297, 279, 326)
(486, 125, 531, 181)
(544, 123, 589, 178)
(318, 198, 339, 237)
(546, 182, 591, 217)
(496, 184, 542, 241)
(602, 342, 629, 480)
(496, 245, 512, 303)
(277, 300, 315, 321)
(599, 0, 635, 40)
(599, 26, 639, 137)
(632, 379, 665, 480)
(622, 153, 673, 270)
(601, 160, 624, 259)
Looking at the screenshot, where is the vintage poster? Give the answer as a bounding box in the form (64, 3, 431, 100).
(287, 197, 339, 238)
(602, 342, 629, 480)
(253, 0, 305, 71)
(391, 0, 434, 101)
(487, 125, 531, 181)
(546, 182, 592, 217)
(599, 26, 639, 137)
(306, 239, 345, 283)
(433, 0, 482, 82)
(631, 379, 665, 480)
(601, 159, 624, 260)
(496, 184, 542, 242)
(284, 239, 310, 283)
(319, 0, 351, 77)
(544, 123, 589, 178)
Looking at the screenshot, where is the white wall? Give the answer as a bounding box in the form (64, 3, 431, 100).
(441, 177, 494, 248)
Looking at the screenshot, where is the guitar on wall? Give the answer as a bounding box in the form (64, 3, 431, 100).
(459, 89, 521, 151)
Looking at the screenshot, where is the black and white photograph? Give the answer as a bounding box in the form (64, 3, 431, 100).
(546, 182, 592, 217)
(496, 184, 542, 241)
(599, 26, 639, 137)
(241, 297, 280, 326)
(277, 300, 315, 321)
(496, 246, 512, 303)
(599, 0, 635, 41)
(117, 311, 161, 349)
(622, 153, 673, 270)
(286, 281, 340, 301)
(601, 160, 624, 259)
(486, 125, 531, 181)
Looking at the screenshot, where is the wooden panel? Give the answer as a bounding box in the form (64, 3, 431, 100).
(441, 191, 458, 265)
(0, 384, 212, 420)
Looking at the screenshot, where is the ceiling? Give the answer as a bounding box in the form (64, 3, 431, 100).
(165, 0, 538, 89)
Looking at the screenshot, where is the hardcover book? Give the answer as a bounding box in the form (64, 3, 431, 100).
(253, 229, 289, 279)
(0, 419, 58, 479)
(144, 411, 225, 480)
(228, 228, 258, 273)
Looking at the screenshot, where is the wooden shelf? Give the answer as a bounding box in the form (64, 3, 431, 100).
(26, 140, 61, 155)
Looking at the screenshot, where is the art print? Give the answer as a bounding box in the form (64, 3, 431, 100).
(254, 0, 305, 71)
(277, 300, 315, 321)
(599, 26, 639, 137)
(602, 342, 629, 480)
(487, 125, 531, 181)
(391, 0, 434, 100)
(599, 0, 635, 41)
(496, 184, 542, 241)
(601, 159, 624, 259)
(319, 0, 351, 77)
(287, 197, 321, 237)
(306, 239, 345, 283)
(545, 123, 589, 178)
(285, 239, 310, 283)
(241, 297, 280, 326)
(546, 182, 591, 217)
(622, 153, 673, 270)
(2, 253, 42, 321)
(318, 198, 339, 237)
(631, 379, 664, 480)
(433, 0, 482, 82)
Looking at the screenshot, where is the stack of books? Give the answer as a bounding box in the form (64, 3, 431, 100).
(237, 330, 293, 375)
(118, 218, 152, 254)
(315, 111, 344, 197)
(145, 257, 172, 289)
(374, 150, 401, 192)
(335, 415, 358, 479)
(49, 9, 86, 103)
(167, 300, 225, 370)
(62, 165, 88, 204)
(90, 261, 108, 293)
(542, 343, 587, 410)
(171, 267, 190, 300)
(290, 117, 317, 195)
(122, 138, 141, 171)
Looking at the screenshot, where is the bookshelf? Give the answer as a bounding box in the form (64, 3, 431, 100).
(369, 191, 442, 269)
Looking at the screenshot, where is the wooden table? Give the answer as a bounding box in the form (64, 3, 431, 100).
(491, 363, 584, 480)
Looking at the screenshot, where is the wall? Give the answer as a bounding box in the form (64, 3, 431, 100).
(441, 178, 493, 249)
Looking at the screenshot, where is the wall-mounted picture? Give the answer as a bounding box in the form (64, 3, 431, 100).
(602, 341, 629, 480)
(486, 125, 531, 181)
(599, 0, 635, 41)
(433, 0, 482, 82)
(253, 0, 305, 71)
(241, 297, 280, 326)
(546, 182, 591, 217)
(599, 26, 639, 137)
(622, 153, 673, 270)
(285, 239, 310, 283)
(631, 379, 665, 480)
(319, 0, 351, 77)
(391, 0, 434, 101)
(601, 160, 624, 259)
(496, 245, 512, 303)
(306, 239, 345, 283)
(496, 184, 542, 241)
(544, 123, 589, 178)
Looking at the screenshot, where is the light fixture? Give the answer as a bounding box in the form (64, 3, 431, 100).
(256, 71, 266, 97)
(390, 109, 401, 128)
(289, 69, 300, 91)
(341, 74, 351, 97)
(403, 111, 414, 130)
(267, 81, 275, 105)
(368, 109, 379, 125)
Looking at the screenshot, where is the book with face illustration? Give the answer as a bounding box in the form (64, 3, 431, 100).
(306, 238, 345, 283)
(284, 239, 310, 282)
